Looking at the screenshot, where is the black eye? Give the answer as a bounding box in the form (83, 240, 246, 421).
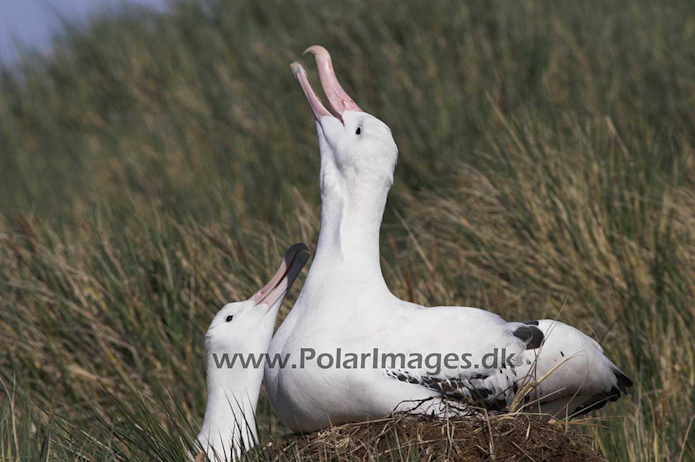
(355, 127, 361, 135)
(225, 315, 233, 322)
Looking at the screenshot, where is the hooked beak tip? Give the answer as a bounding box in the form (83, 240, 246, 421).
(303, 45, 329, 60)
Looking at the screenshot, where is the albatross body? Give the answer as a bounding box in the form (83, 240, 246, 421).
(264, 47, 632, 433)
(197, 244, 309, 461)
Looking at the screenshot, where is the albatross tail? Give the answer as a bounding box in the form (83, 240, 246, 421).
(515, 319, 633, 419)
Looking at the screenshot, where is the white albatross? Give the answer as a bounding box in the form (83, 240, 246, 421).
(196, 244, 309, 461)
(264, 46, 632, 433)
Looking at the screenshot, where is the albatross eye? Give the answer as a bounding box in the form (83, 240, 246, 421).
(225, 315, 233, 322)
(355, 127, 361, 135)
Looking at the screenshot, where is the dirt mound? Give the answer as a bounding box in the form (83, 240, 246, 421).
(266, 414, 604, 461)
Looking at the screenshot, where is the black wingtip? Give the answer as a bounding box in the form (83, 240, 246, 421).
(572, 370, 633, 418)
(614, 368, 634, 393)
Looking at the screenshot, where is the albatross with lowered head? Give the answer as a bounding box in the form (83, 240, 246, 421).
(264, 46, 632, 433)
(197, 244, 309, 461)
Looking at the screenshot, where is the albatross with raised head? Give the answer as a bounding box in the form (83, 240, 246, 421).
(264, 46, 632, 433)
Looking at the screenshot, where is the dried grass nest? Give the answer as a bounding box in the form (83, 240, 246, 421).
(265, 413, 604, 461)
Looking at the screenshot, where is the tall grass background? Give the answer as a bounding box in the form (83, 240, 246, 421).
(1, 0, 694, 459)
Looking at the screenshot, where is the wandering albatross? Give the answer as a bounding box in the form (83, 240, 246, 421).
(196, 244, 309, 461)
(264, 46, 632, 433)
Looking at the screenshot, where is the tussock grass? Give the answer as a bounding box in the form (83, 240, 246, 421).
(1, 0, 694, 460)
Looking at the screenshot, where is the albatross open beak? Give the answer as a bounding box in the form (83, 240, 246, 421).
(250, 243, 310, 308)
(290, 45, 362, 122)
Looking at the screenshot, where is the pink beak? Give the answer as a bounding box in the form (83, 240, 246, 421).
(250, 243, 310, 308)
(291, 45, 362, 122)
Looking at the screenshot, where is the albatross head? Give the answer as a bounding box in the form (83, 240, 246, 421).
(291, 46, 398, 192)
(204, 243, 310, 355)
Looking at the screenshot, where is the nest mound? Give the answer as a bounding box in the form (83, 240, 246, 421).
(266, 414, 604, 461)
